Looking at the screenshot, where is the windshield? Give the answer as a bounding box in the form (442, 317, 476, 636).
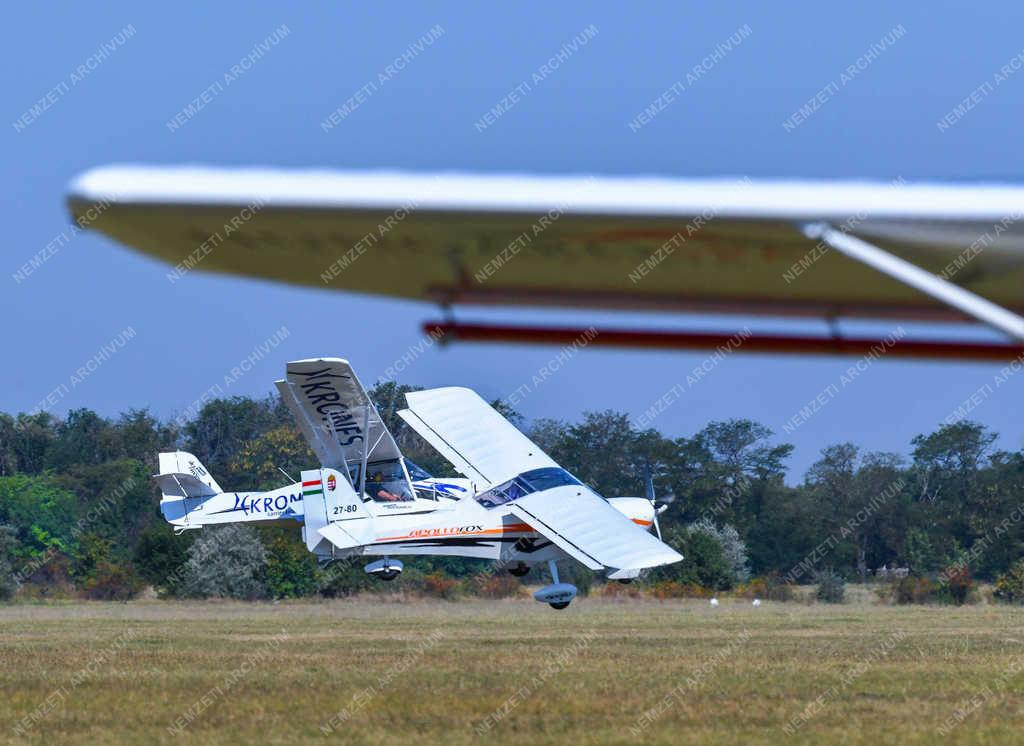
(475, 467, 581, 508)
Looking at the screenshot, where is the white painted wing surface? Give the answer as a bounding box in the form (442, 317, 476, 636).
(400, 387, 557, 489)
(508, 487, 683, 572)
(284, 358, 401, 470)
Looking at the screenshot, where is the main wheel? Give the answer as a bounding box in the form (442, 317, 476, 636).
(508, 563, 530, 577)
(376, 570, 400, 581)
(549, 601, 571, 610)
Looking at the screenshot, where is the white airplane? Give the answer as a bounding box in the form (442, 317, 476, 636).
(156, 358, 681, 609)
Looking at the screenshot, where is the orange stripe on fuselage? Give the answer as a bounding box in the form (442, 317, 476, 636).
(376, 522, 535, 543)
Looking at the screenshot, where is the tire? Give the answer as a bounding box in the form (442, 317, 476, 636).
(508, 564, 530, 577)
(376, 570, 400, 582)
(549, 601, 571, 610)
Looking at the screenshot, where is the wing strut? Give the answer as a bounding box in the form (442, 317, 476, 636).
(803, 222, 1024, 342)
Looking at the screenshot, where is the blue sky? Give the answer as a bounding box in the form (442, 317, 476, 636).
(2, 2, 1022, 481)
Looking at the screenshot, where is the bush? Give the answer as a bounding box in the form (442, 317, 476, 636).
(472, 573, 526, 599)
(178, 525, 268, 600)
(814, 569, 846, 604)
(995, 560, 1024, 604)
(650, 526, 732, 590)
(419, 571, 460, 600)
(734, 574, 795, 602)
(598, 581, 643, 599)
(691, 522, 751, 584)
(82, 561, 143, 601)
(943, 567, 976, 606)
(650, 581, 712, 599)
(318, 559, 374, 598)
(264, 534, 318, 599)
(893, 576, 939, 604)
(133, 525, 192, 589)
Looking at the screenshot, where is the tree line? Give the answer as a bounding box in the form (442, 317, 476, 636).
(1, 379, 1022, 602)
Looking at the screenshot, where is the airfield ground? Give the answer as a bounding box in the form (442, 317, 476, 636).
(2, 597, 1023, 745)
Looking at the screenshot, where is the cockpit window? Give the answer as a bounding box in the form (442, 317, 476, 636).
(519, 467, 582, 492)
(363, 459, 414, 502)
(404, 459, 432, 481)
(474, 467, 581, 508)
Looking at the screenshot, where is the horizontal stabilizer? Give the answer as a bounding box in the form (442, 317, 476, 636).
(154, 472, 218, 499)
(319, 520, 373, 551)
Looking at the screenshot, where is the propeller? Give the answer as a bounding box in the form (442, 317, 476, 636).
(644, 467, 664, 541)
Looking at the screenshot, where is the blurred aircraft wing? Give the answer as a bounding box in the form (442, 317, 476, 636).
(67, 165, 1024, 353)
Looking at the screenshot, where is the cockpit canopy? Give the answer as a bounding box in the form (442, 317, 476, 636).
(350, 458, 414, 502)
(474, 467, 582, 509)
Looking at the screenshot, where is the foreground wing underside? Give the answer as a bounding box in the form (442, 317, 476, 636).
(67, 165, 1024, 322)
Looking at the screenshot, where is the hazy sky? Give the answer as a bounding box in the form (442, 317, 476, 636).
(3, 2, 1022, 481)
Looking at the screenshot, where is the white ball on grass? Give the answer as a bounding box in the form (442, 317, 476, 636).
(752, 599, 761, 607)
(709, 598, 719, 606)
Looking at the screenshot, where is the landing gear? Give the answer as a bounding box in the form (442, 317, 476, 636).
(364, 558, 403, 581)
(508, 562, 530, 577)
(533, 560, 578, 610)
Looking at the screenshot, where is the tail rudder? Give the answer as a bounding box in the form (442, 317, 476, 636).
(156, 451, 223, 530)
(157, 451, 222, 494)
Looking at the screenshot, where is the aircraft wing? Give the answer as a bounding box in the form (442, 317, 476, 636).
(278, 358, 399, 471)
(399, 386, 681, 571)
(67, 165, 1024, 325)
(508, 492, 682, 572)
(398, 386, 557, 490)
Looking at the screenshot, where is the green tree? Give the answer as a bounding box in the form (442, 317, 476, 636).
(12, 412, 57, 474)
(45, 409, 117, 472)
(0, 474, 76, 560)
(184, 396, 283, 483)
(228, 425, 316, 491)
(0, 525, 19, 600)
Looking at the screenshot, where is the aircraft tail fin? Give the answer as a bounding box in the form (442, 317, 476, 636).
(156, 451, 223, 496)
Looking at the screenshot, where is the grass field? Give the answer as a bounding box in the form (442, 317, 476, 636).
(3, 597, 1024, 745)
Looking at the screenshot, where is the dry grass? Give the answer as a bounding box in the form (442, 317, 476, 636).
(2, 597, 1024, 745)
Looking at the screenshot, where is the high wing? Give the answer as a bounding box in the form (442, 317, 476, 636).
(398, 386, 557, 489)
(277, 358, 399, 472)
(399, 386, 682, 572)
(67, 165, 1024, 326)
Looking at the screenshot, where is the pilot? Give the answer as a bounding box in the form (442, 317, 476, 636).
(369, 471, 402, 502)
